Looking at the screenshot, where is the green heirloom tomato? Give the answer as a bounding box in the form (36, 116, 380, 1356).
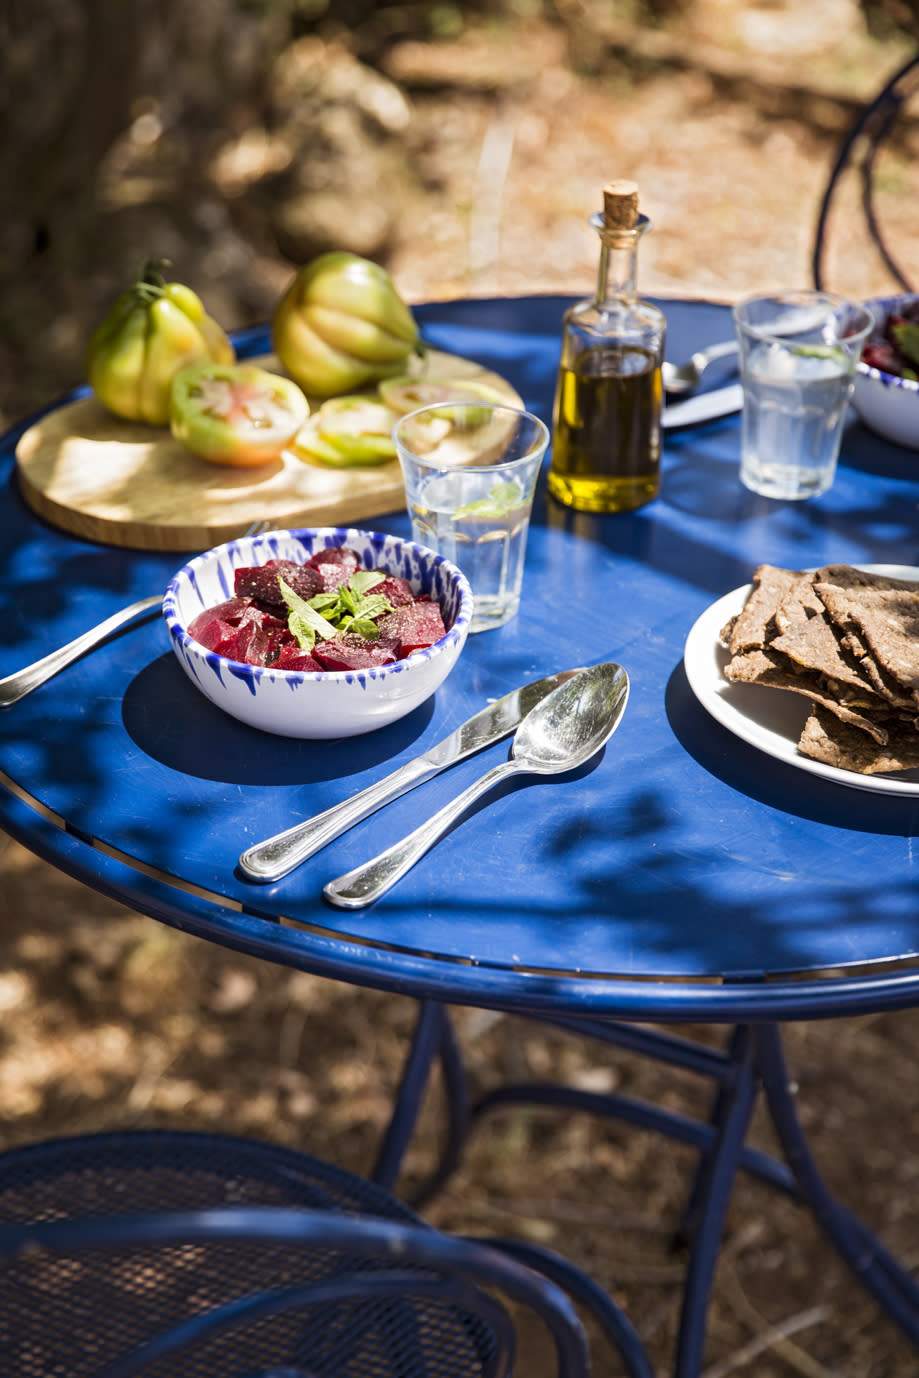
(272, 252, 422, 398)
(170, 363, 309, 468)
(86, 260, 235, 426)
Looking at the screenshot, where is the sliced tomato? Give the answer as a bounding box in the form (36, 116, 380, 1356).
(292, 414, 394, 469)
(315, 396, 399, 463)
(393, 411, 452, 454)
(379, 375, 505, 415)
(170, 363, 309, 467)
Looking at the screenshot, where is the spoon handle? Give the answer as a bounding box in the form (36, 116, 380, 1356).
(323, 758, 522, 909)
(0, 596, 163, 708)
(695, 339, 738, 365)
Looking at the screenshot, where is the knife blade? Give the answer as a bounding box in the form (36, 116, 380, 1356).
(237, 665, 588, 883)
(662, 382, 743, 430)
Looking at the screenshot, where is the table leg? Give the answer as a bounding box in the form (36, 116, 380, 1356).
(465, 1016, 796, 1199)
(673, 1025, 758, 1378)
(755, 1021, 919, 1346)
(371, 999, 470, 1200)
(674, 1025, 753, 1247)
(373, 1009, 919, 1373)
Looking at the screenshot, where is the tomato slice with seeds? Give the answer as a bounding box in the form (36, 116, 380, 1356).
(170, 363, 309, 467)
(315, 396, 399, 462)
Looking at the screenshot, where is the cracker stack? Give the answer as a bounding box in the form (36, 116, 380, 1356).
(720, 564, 919, 775)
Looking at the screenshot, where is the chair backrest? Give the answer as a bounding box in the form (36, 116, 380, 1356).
(0, 1205, 592, 1378)
(0, 1129, 644, 1378)
(812, 51, 919, 294)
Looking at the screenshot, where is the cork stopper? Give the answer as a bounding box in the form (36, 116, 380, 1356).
(603, 180, 639, 231)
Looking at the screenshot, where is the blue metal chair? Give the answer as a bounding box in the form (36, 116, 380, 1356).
(812, 50, 919, 292)
(0, 1128, 652, 1378)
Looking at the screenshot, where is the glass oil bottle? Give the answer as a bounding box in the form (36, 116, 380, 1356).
(548, 180, 665, 513)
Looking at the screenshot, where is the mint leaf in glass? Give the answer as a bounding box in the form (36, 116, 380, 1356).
(454, 480, 522, 520)
(789, 344, 847, 365)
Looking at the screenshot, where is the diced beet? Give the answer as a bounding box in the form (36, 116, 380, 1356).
(188, 599, 293, 664)
(862, 341, 903, 375)
(312, 635, 399, 671)
(306, 545, 361, 590)
(189, 597, 254, 635)
(234, 561, 323, 610)
(228, 622, 260, 663)
(377, 601, 447, 654)
(306, 545, 359, 571)
(188, 597, 256, 650)
(373, 575, 415, 608)
(190, 618, 242, 655)
(281, 564, 325, 602)
(274, 644, 323, 672)
(247, 624, 292, 667)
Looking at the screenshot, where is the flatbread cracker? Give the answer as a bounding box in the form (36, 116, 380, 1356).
(720, 564, 803, 654)
(813, 582, 919, 699)
(720, 563, 919, 774)
(799, 704, 919, 775)
(724, 645, 891, 743)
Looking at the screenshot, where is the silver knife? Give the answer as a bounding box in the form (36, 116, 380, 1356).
(662, 382, 743, 429)
(237, 665, 588, 883)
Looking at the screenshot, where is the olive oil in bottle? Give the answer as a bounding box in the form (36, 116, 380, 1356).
(548, 181, 665, 513)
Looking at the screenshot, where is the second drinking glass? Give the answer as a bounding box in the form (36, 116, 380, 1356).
(732, 290, 874, 500)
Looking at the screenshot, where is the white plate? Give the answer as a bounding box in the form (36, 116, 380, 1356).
(683, 565, 919, 797)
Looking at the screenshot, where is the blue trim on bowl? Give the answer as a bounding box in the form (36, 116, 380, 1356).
(161, 527, 474, 700)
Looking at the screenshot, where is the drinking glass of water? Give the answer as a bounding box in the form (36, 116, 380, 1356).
(394, 402, 548, 633)
(732, 290, 874, 500)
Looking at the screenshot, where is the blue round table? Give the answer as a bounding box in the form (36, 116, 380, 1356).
(2, 294, 918, 1376)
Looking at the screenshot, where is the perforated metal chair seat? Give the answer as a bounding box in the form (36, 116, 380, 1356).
(0, 1129, 648, 1378)
(0, 1130, 499, 1378)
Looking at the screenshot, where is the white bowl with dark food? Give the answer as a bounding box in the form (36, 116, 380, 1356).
(163, 527, 473, 738)
(852, 292, 919, 451)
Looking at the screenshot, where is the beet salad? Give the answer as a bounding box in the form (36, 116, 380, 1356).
(188, 543, 447, 672)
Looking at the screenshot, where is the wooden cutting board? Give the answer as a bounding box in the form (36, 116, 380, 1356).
(15, 350, 522, 551)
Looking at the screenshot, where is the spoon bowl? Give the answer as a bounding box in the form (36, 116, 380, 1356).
(323, 661, 630, 908)
(663, 339, 738, 394)
(511, 660, 630, 772)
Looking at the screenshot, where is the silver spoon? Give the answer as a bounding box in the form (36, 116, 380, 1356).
(323, 661, 630, 910)
(0, 596, 164, 708)
(662, 339, 738, 394)
(239, 667, 586, 883)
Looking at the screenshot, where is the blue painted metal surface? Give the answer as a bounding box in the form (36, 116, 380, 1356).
(2, 295, 919, 1020)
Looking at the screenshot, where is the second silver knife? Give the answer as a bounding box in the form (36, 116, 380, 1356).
(662, 381, 743, 429)
(237, 665, 587, 883)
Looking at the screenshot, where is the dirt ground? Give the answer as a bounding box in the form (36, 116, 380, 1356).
(4, 4, 919, 1376)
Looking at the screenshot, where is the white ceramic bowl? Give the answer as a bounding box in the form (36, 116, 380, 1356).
(852, 292, 919, 451)
(163, 527, 473, 738)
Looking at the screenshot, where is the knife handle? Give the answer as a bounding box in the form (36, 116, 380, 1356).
(323, 758, 521, 910)
(238, 756, 436, 883)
